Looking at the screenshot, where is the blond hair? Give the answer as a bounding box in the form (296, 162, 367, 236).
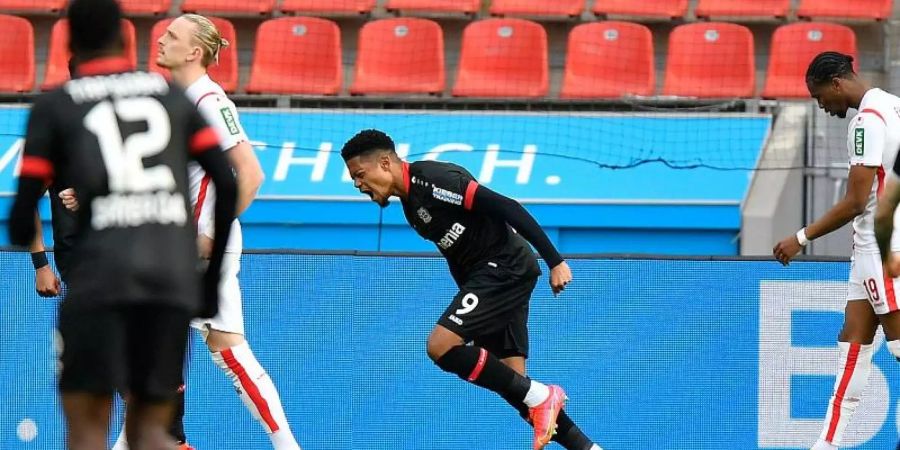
(181, 14, 228, 67)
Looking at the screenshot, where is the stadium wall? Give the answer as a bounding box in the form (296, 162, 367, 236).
(3, 251, 900, 449)
(0, 107, 772, 255)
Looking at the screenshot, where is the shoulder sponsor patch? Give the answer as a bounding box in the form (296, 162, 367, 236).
(432, 186, 463, 205)
(219, 107, 240, 135)
(854, 128, 865, 156)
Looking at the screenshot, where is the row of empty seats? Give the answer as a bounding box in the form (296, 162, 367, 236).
(0, 0, 893, 20)
(0, 15, 859, 99)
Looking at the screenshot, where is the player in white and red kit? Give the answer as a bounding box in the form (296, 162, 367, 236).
(110, 13, 301, 450)
(774, 51, 900, 450)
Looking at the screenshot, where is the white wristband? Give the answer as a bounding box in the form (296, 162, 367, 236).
(796, 228, 810, 247)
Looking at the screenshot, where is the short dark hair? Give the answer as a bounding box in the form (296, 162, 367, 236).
(67, 0, 122, 57)
(341, 129, 396, 161)
(806, 51, 855, 87)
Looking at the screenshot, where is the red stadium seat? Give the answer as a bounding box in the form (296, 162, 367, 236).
(561, 22, 654, 99)
(42, 19, 137, 90)
(118, 0, 171, 14)
(281, 0, 375, 14)
(489, 0, 584, 17)
(246, 17, 342, 95)
(762, 23, 857, 99)
(798, 0, 892, 20)
(663, 22, 755, 98)
(0, 15, 32, 92)
(149, 17, 238, 93)
(452, 19, 547, 98)
(350, 18, 444, 95)
(181, 0, 273, 15)
(0, 0, 64, 13)
(695, 0, 789, 18)
(385, 0, 480, 14)
(592, 0, 687, 19)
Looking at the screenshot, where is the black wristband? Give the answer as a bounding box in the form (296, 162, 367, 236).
(31, 251, 48, 270)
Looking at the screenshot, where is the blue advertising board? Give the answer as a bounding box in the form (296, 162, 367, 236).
(2, 253, 898, 449)
(0, 107, 771, 254)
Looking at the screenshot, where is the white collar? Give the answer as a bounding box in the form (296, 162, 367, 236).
(184, 74, 214, 100)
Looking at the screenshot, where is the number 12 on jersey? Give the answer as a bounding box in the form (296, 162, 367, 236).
(83, 97, 175, 193)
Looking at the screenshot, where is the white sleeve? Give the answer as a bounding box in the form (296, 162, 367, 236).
(196, 94, 249, 152)
(848, 111, 886, 167)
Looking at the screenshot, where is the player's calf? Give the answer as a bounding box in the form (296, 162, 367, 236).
(814, 342, 874, 449)
(210, 341, 301, 450)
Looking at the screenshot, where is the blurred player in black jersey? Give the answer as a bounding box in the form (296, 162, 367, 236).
(7, 0, 237, 448)
(341, 129, 603, 450)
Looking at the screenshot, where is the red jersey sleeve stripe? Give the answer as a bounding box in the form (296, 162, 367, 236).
(190, 127, 219, 155)
(19, 156, 54, 181)
(861, 108, 886, 125)
(463, 180, 478, 210)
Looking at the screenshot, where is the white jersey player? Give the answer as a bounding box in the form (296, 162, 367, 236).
(774, 51, 900, 450)
(109, 13, 301, 450)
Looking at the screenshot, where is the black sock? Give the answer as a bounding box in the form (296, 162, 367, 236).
(500, 389, 530, 420)
(553, 411, 593, 450)
(500, 380, 594, 450)
(435, 346, 531, 401)
(169, 385, 186, 444)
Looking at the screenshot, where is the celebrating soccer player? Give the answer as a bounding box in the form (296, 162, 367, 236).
(341, 129, 603, 450)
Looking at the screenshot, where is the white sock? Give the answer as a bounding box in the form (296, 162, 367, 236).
(817, 342, 874, 447)
(522, 380, 550, 408)
(211, 341, 301, 450)
(270, 429, 302, 449)
(811, 438, 838, 450)
(111, 427, 129, 450)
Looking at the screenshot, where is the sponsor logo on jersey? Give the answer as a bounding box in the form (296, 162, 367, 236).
(219, 107, 240, 135)
(417, 207, 432, 224)
(432, 186, 463, 205)
(448, 315, 463, 325)
(855, 128, 865, 156)
(438, 222, 465, 250)
(91, 191, 187, 230)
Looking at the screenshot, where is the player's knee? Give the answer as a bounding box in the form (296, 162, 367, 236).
(426, 326, 464, 363)
(837, 323, 876, 344)
(205, 329, 245, 353)
(426, 338, 450, 363)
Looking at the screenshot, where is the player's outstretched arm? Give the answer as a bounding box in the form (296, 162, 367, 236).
(470, 185, 571, 294)
(774, 164, 877, 265)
